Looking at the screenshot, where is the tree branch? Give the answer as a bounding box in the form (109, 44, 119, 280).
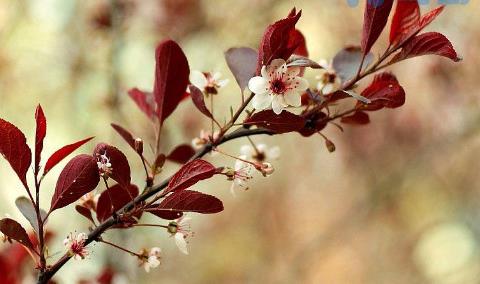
(37, 127, 273, 283)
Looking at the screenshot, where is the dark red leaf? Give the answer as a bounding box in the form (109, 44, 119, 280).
(96, 184, 139, 222)
(244, 110, 306, 134)
(145, 207, 183, 220)
(224, 47, 258, 93)
(93, 143, 131, 187)
(290, 29, 308, 57)
(75, 205, 95, 224)
(341, 111, 370, 125)
(155, 190, 223, 214)
(361, 0, 394, 54)
(256, 8, 302, 74)
(357, 72, 405, 111)
(298, 111, 328, 137)
(189, 85, 213, 119)
(154, 40, 190, 123)
(0, 118, 32, 188)
(111, 123, 136, 150)
(417, 6, 445, 32)
(390, 32, 461, 64)
(165, 159, 216, 194)
(127, 88, 156, 120)
(34, 105, 47, 176)
(332, 46, 374, 82)
(167, 144, 196, 164)
(0, 218, 35, 250)
(50, 154, 100, 212)
(43, 136, 94, 176)
(392, 5, 445, 48)
(389, 0, 420, 45)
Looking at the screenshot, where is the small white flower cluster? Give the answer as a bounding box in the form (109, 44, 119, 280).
(229, 143, 280, 195)
(190, 71, 229, 95)
(316, 59, 341, 94)
(139, 247, 161, 273)
(96, 152, 112, 177)
(168, 216, 193, 255)
(191, 130, 220, 150)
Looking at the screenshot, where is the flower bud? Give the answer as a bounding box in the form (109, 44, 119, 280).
(134, 138, 143, 155)
(325, 139, 336, 153)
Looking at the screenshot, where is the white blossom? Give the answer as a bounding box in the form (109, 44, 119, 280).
(248, 59, 308, 114)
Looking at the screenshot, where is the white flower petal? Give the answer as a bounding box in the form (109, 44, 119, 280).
(289, 77, 309, 93)
(323, 83, 335, 94)
(271, 97, 285, 114)
(217, 79, 229, 88)
(212, 72, 222, 81)
(256, 144, 267, 153)
(150, 247, 161, 256)
(284, 92, 301, 107)
(252, 93, 273, 110)
(175, 233, 189, 255)
(261, 65, 268, 78)
(149, 256, 160, 266)
(286, 66, 301, 78)
(190, 71, 208, 90)
(248, 76, 268, 94)
(267, 59, 287, 79)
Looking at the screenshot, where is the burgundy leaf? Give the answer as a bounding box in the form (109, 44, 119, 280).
(155, 190, 223, 214)
(75, 205, 95, 224)
(50, 154, 100, 212)
(0, 218, 35, 250)
(392, 5, 445, 48)
(244, 110, 306, 134)
(154, 40, 190, 123)
(96, 184, 139, 222)
(127, 88, 156, 120)
(34, 105, 47, 175)
(290, 29, 308, 57)
(256, 8, 301, 74)
(111, 123, 136, 150)
(341, 111, 370, 125)
(43, 136, 94, 176)
(165, 159, 216, 194)
(298, 111, 328, 137)
(0, 118, 32, 188)
(390, 32, 461, 64)
(361, 0, 394, 54)
(145, 207, 183, 220)
(189, 85, 213, 119)
(332, 46, 374, 82)
(167, 144, 196, 164)
(93, 143, 131, 187)
(225, 47, 258, 93)
(357, 72, 405, 111)
(389, 0, 420, 45)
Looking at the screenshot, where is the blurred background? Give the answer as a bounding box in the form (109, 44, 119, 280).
(0, 0, 477, 283)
